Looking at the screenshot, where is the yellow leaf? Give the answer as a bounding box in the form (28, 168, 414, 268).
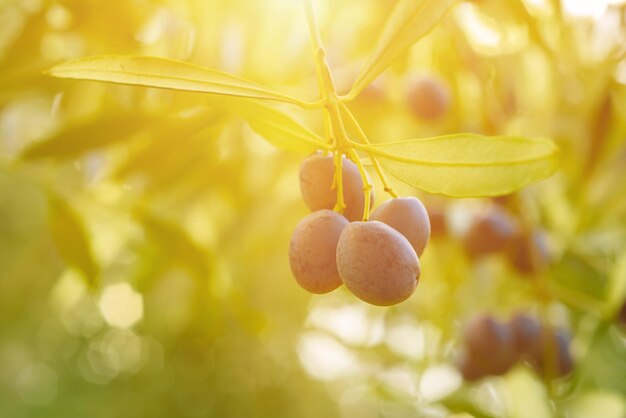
(217, 98, 330, 153)
(347, 0, 455, 100)
(21, 113, 155, 160)
(360, 133, 559, 197)
(46, 55, 308, 106)
(505, 368, 553, 418)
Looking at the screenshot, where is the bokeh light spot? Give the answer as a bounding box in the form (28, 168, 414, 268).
(98, 283, 144, 328)
(297, 331, 362, 381)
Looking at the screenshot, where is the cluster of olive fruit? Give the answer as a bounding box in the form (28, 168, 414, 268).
(288, 152, 430, 306)
(461, 204, 550, 275)
(456, 313, 573, 381)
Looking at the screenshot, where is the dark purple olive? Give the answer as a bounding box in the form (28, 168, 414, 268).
(509, 313, 542, 354)
(528, 327, 574, 378)
(456, 350, 487, 382)
(507, 230, 550, 275)
(462, 315, 519, 377)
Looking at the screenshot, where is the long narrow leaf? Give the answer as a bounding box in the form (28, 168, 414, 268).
(218, 98, 330, 153)
(47, 55, 307, 106)
(605, 251, 626, 318)
(347, 0, 455, 100)
(22, 113, 155, 159)
(360, 134, 559, 197)
(47, 195, 99, 287)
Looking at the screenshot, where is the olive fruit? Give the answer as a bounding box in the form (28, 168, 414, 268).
(428, 206, 448, 238)
(289, 210, 348, 294)
(299, 153, 374, 222)
(406, 75, 451, 121)
(463, 316, 509, 358)
(491, 194, 513, 207)
(509, 313, 542, 354)
(507, 230, 550, 275)
(456, 351, 487, 382)
(528, 327, 573, 378)
(461, 206, 519, 258)
(336, 221, 419, 306)
(370, 196, 431, 257)
(458, 314, 574, 382)
(462, 315, 519, 375)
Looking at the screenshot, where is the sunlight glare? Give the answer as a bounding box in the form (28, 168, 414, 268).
(562, 0, 608, 19)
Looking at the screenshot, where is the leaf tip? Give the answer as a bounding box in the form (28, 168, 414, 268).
(44, 62, 66, 78)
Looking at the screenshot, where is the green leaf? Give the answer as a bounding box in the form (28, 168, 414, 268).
(46, 55, 307, 106)
(361, 133, 559, 197)
(605, 251, 626, 318)
(347, 0, 455, 100)
(22, 113, 155, 160)
(218, 98, 330, 153)
(138, 210, 211, 280)
(564, 391, 626, 418)
(47, 195, 99, 287)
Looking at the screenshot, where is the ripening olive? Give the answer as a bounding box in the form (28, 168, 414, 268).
(461, 206, 519, 259)
(509, 313, 542, 354)
(336, 221, 420, 306)
(456, 351, 487, 382)
(428, 205, 447, 238)
(406, 75, 451, 121)
(507, 230, 550, 275)
(299, 153, 374, 222)
(528, 327, 573, 378)
(289, 210, 348, 294)
(462, 315, 518, 376)
(491, 194, 513, 208)
(370, 197, 431, 257)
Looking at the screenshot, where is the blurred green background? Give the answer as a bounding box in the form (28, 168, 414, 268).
(1, 0, 626, 416)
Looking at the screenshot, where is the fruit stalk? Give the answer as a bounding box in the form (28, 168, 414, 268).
(339, 102, 398, 198)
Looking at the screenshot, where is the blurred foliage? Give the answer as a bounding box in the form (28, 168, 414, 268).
(1, 0, 626, 417)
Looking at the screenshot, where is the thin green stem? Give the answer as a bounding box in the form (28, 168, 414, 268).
(303, 0, 359, 212)
(338, 94, 354, 102)
(299, 98, 326, 109)
(302, 0, 323, 54)
(339, 102, 398, 198)
(333, 152, 346, 214)
(302, 0, 327, 104)
(322, 109, 334, 147)
(512, 192, 564, 397)
(302, 0, 337, 100)
(546, 281, 605, 316)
